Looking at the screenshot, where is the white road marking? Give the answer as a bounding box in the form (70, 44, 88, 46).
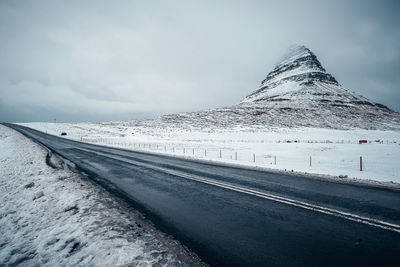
(79, 147, 400, 234)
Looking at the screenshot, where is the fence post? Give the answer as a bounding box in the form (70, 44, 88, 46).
(253, 153, 255, 163)
(173, 147, 175, 153)
(192, 148, 194, 155)
(274, 155, 276, 165)
(164, 145, 166, 152)
(310, 156, 312, 167)
(360, 156, 363, 171)
(235, 152, 237, 160)
(30, 138, 32, 143)
(183, 148, 186, 154)
(205, 149, 207, 157)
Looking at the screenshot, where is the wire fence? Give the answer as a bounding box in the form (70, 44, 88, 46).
(73, 136, 386, 173)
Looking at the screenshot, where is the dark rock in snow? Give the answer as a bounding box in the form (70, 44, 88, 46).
(64, 204, 79, 215)
(24, 182, 35, 189)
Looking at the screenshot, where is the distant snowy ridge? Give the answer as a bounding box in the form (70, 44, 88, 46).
(122, 45, 400, 131)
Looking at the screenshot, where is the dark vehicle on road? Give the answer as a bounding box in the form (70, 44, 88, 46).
(61, 132, 67, 136)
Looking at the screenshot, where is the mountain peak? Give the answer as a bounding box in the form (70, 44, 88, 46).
(277, 45, 316, 68)
(242, 45, 339, 103)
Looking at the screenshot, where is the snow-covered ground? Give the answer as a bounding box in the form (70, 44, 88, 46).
(19, 122, 400, 185)
(0, 125, 202, 266)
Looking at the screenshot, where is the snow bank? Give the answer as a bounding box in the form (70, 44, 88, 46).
(0, 125, 202, 266)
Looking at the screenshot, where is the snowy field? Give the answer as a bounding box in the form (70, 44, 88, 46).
(19, 122, 400, 185)
(0, 125, 202, 266)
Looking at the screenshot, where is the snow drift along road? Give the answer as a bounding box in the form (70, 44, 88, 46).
(0, 125, 202, 266)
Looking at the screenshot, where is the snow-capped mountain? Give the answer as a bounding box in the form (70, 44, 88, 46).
(242, 45, 341, 103)
(123, 45, 400, 131)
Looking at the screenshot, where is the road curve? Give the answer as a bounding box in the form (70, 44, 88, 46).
(4, 123, 400, 266)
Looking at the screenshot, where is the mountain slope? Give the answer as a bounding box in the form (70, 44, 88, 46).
(124, 45, 400, 131)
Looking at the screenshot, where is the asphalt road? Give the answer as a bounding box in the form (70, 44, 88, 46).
(4, 123, 400, 266)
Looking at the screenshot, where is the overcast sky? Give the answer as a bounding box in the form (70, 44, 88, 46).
(0, 0, 399, 122)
